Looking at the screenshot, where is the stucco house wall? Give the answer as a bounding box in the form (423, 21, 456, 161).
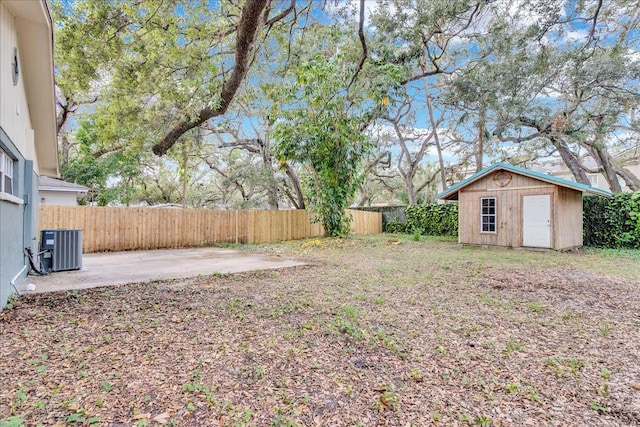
(0, 0, 57, 310)
(39, 176, 89, 206)
(533, 149, 640, 193)
(40, 190, 77, 206)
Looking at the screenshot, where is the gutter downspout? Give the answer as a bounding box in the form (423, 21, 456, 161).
(10, 265, 27, 296)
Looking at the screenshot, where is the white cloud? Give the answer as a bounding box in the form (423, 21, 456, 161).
(565, 29, 589, 43)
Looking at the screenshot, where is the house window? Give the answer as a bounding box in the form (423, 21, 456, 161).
(588, 174, 598, 186)
(481, 197, 496, 233)
(0, 149, 14, 195)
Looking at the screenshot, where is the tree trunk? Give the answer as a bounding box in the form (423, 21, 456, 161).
(476, 107, 485, 173)
(260, 136, 279, 210)
(406, 179, 416, 205)
(421, 53, 447, 191)
(266, 172, 279, 209)
(181, 140, 188, 208)
(283, 163, 305, 209)
(60, 133, 70, 170)
(182, 154, 187, 209)
(552, 136, 590, 185)
(357, 176, 372, 207)
(592, 146, 622, 192)
(616, 168, 640, 191)
(56, 97, 72, 136)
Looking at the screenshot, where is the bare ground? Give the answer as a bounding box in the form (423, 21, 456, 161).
(1, 235, 640, 426)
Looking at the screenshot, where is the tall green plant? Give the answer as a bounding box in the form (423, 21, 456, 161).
(272, 55, 375, 236)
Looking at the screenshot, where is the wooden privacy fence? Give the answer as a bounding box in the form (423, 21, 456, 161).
(39, 206, 382, 253)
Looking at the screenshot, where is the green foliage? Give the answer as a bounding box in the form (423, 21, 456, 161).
(53, 0, 234, 130)
(4, 294, 17, 310)
(0, 417, 24, 427)
(51, 0, 640, 211)
(384, 218, 407, 234)
(60, 118, 144, 206)
(590, 401, 609, 413)
(383, 203, 458, 236)
(272, 54, 376, 236)
(583, 193, 640, 248)
(405, 204, 458, 236)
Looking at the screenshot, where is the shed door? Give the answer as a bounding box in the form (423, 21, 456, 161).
(522, 195, 551, 248)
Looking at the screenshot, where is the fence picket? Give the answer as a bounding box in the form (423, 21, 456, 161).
(38, 207, 381, 253)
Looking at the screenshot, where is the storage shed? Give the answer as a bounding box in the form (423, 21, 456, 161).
(437, 162, 612, 250)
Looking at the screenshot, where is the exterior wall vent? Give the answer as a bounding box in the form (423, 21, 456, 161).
(40, 229, 83, 272)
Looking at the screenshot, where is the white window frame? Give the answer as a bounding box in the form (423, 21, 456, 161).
(1, 149, 14, 195)
(480, 197, 497, 233)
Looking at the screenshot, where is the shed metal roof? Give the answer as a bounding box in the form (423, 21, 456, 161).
(437, 162, 612, 200)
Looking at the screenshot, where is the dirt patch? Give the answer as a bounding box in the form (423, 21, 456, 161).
(2, 236, 640, 426)
(479, 267, 640, 321)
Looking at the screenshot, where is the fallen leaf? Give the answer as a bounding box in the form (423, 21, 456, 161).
(133, 413, 151, 420)
(153, 412, 170, 424)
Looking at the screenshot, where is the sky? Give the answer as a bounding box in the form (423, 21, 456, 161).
(55, 0, 639, 174)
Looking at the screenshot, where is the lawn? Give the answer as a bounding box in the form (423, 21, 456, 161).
(1, 234, 640, 426)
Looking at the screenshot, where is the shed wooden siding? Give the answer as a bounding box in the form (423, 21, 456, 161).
(554, 186, 583, 249)
(457, 171, 584, 249)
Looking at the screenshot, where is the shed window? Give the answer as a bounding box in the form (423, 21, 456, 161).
(481, 197, 496, 233)
(0, 149, 14, 195)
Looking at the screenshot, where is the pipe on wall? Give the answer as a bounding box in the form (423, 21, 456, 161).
(10, 265, 27, 296)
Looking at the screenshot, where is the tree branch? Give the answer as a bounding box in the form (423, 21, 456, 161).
(217, 139, 263, 154)
(152, 0, 269, 156)
(415, 169, 440, 194)
(400, 67, 447, 85)
(587, 0, 603, 41)
(345, 0, 368, 93)
(616, 168, 640, 191)
(265, 0, 296, 27)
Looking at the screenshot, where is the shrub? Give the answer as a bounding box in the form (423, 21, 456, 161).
(405, 203, 458, 236)
(384, 218, 407, 234)
(583, 192, 640, 248)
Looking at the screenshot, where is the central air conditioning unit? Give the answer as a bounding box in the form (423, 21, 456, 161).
(40, 229, 83, 272)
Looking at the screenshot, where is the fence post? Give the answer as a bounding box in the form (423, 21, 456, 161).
(39, 206, 382, 252)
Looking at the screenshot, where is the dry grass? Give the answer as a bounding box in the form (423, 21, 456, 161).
(1, 234, 639, 426)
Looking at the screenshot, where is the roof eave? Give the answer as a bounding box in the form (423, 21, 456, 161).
(436, 162, 613, 200)
(40, 187, 88, 193)
(5, 0, 58, 177)
(582, 187, 613, 197)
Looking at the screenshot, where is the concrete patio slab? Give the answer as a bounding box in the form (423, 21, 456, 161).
(22, 247, 305, 294)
